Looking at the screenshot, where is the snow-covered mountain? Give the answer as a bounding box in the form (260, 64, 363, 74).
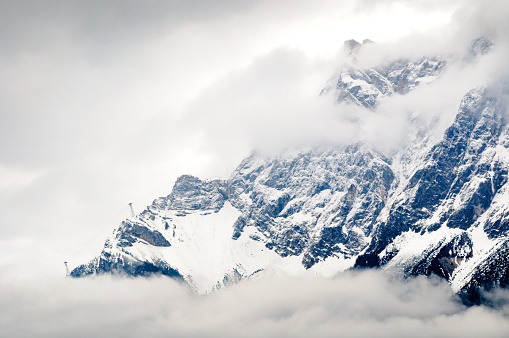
(321, 39, 446, 109)
(72, 38, 508, 303)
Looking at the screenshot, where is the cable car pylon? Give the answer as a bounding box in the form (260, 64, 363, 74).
(128, 202, 135, 218)
(64, 261, 70, 277)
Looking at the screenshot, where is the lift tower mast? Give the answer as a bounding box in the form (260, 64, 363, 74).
(128, 202, 135, 218)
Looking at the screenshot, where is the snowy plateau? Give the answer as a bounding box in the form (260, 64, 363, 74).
(72, 38, 509, 304)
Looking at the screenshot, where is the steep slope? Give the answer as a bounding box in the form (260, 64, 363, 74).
(228, 146, 395, 265)
(356, 86, 509, 299)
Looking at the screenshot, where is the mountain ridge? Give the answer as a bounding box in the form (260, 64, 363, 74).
(71, 38, 509, 303)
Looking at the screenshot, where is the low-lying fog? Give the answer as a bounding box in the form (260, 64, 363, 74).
(2, 271, 509, 337)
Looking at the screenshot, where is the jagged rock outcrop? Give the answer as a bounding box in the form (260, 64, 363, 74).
(320, 41, 446, 108)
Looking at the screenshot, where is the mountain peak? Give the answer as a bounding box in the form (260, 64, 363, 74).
(71, 43, 509, 303)
(343, 38, 373, 57)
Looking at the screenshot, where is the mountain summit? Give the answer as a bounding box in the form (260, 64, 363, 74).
(72, 39, 508, 303)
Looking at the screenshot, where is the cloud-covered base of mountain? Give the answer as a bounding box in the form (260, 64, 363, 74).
(2, 270, 509, 337)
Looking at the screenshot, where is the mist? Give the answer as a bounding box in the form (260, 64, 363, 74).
(2, 271, 509, 337)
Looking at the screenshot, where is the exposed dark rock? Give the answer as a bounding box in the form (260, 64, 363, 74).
(118, 221, 170, 247)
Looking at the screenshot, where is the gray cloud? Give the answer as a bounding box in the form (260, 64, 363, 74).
(1, 271, 509, 337)
(161, 17, 509, 161)
(2, 0, 506, 170)
(0, 0, 266, 55)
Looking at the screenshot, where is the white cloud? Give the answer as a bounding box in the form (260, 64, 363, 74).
(0, 165, 40, 194)
(1, 271, 509, 337)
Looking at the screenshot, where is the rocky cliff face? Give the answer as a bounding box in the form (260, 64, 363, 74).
(356, 86, 509, 295)
(72, 39, 509, 301)
(228, 145, 394, 265)
(320, 39, 446, 108)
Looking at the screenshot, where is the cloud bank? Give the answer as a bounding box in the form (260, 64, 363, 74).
(1, 271, 509, 337)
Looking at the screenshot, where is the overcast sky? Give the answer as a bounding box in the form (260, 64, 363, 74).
(1, 0, 509, 335)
